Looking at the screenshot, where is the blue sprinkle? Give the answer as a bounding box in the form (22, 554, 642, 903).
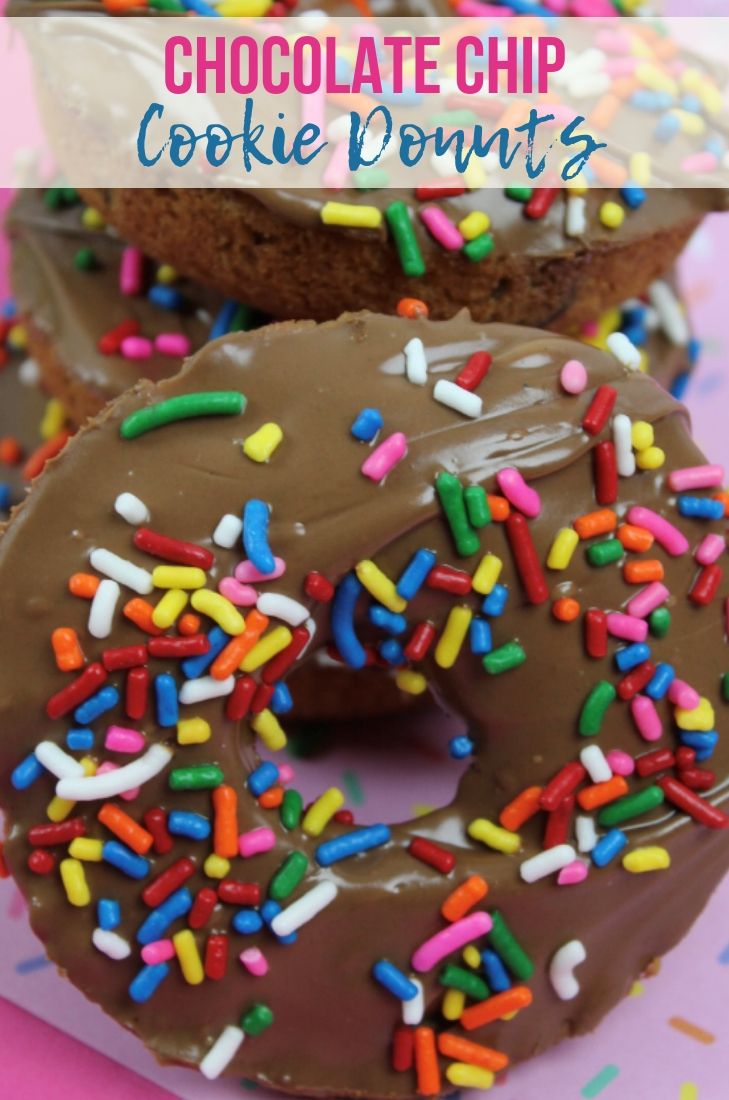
(243, 499, 275, 577)
(179, 0, 220, 14)
(210, 299, 238, 339)
(375, 82, 423, 108)
(351, 408, 383, 442)
(646, 663, 675, 701)
(620, 184, 646, 210)
(335, 56, 352, 82)
(654, 112, 681, 142)
(704, 135, 724, 159)
(369, 604, 407, 635)
(15, 954, 53, 975)
(155, 673, 178, 727)
(670, 371, 691, 401)
(98, 899, 121, 931)
(591, 829, 627, 868)
(481, 949, 511, 993)
(717, 942, 729, 965)
(233, 909, 264, 935)
(137, 888, 192, 945)
(396, 549, 436, 601)
(0, 483, 11, 511)
(261, 899, 297, 944)
(469, 618, 492, 655)
(148, 284, 184, 311)
(373, 959, 419, 1001)
(630, 89, 673, 112)
(181, 625, 230, 679)
(271, 682, 293, 714)
(331, 573, 366, 669)
(103, 841, 150, 880)
(316, 824, 391, 867)
(380, 639, 405, 666)
(620, 323, 647, 347)
(678, 496, 724, 520)
(688, 337, 702, 366)
(129, 963, 170, 1004)
(679, 730, 719, 762)
(12, 753, 45, 790)
(615, 643, 651, 673)
(74, 686, 119, 725)
(1, 298, 16, 319)
(248, 761, 279, 798)
(482, 584, 508, 617)
(621, 304, 646, 327)
(449, 735, 474, 760)
(679, 93, 702, 113)
(66, 728, 94, 751)
(168, 811, 210, 841)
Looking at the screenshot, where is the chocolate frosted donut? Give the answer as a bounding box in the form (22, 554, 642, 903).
(1, 312, 728, 1095)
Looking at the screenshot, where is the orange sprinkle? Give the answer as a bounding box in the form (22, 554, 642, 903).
(574, 508, 617, 540)
(552, 597, 580, 623)
(499, 786, 542, 832)
(441, 875, 488, 923)
(414, 1027, 440, 1096)
(258, 786, 284, 810)
(102, 0, 144, 10)
(668, 1017, 715, 1045)
(610, 76, 640, 100)
(712, 490, 729, 517)
(617, 523, 655, 553)
(212, 785, 239, 859)
(397, 298, 429, 320)
(178, 613, 201, 636)
(51, 627, 85, 672)
(497, 100, 531, 132)
(0, 437, 23, 465)
(623, 560, 664, 584)
(588, 93, 621, 131)
(460, 987, 533, 1031)
(487, 495, 510, 522)
(211, 609, 269, 681)
(123, 598, 164, 637)
(436, 1034, 509, 1073)
(98, 804, 154, 855)
(22, 428, 73, 481)
(69, 573, 100, 599)
(577, 775, 629, 812)
(589, 154, 628, 188)
(653, 37, 679, 61)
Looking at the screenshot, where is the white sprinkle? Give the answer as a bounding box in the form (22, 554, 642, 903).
(200, 1026, 245, 1081)
(576, 815, 598, 854)
(256, 593, 309, 627)
(568, 71, 611, 99)
(213, 514, 243, 549)
(565, 195, 586, 238)
(606, 331, 641, 372)
(270, 881, 338, 937)
(648, 280, 690, 347)
(579, 744, 612, 784)
(34, 741, 86, 780)
(520, 844, 576, 884)
(549, 940, 587, 1001)
(429, 149, 458, 178)
(89, 548, 153, 595)
(114, 493, 150, 525)
(88, 579, 120, 640)
(179, 676, 235, 705)
(56, 743, 172, 801)
(613, 414, 636, 477)
(404, 338, 428, 386)
(326, 113, 351, 143)
(433, 380, 482, 419)
(92, 927, 131, 960)
(402, 978, 424, 1026)
(18, 358, 41, 386)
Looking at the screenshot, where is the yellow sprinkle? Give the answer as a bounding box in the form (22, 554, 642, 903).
(631, 420, 654, 451)
(697, 80, 723, 115)
(679, 1085, 699, 1100)
(564, 172, 589, 195)
(152, 589, 189, 629)
(599, 201, 624, 229)
(244, 423, 283, 464)
(547, 528, 579, 571)
(629, 152, 651, 187)
(153, 566, 206, 590)
(636, 446, 665, 471)
(47, 757, 96, 822)
(627, 30, 653, 55)
(680, 68, 702, 93)
(435, 607, 472, 669)
(355, 561, 407, 614)
(177, 718, 211, 745)
(81, 206, 106, 230)
(396, 670, 428, 695)
(630, 981, 644, 997)
(446, 1065, 495, 1090)
(7, 324, 28, 351)
(462, 945, 481, 970)
(636, 62, 678, 96)
(579, 307, 621, 350)
(156, 263, 178, 285)
(412, 803, 435, 818)
(173, 929, 204, 985)
(463, 157, 487, 189)
(623, 847, 670, 873)
(60, 858, 91, 906)
(670, 108, 706, 136)
(501, 1010, 519, 1021)
(468, 818, 521, 855)
(204, 854, 230, 879)
(217, 0, 272, 13)
(68, 838, 103, 861)
(251, 709, 287, 752)
(40, 398, 66, 442)
(191, 589, 245, 635)
(321, 202, 382, 229)
(241, 626, 292, 672)
(458, 211, 491, 241)
(675, 698, 714, 732)
(302, 788, 344, 837)
(442, 988, 466, 1021)
(638, 350, 649, 375)
(472, 554, 502, 595)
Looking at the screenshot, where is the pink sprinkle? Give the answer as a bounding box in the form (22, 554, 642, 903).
(277, 763, 295, 784)
(560, 359, 587, 395)
(411, 911, 492, 973)
(681, 152, 719, 176)
(696, 534, 724, 566)
(581, 320, 599, 338)
(542, 0, 568, 10)
(155, 333, 191, 357)
(557, 860, 588, 886)
(120, 336, 153, 361)
(606, 750, 635, 777)
(454, 0, 514, 11)
(141, 940, 176, 965)
(571, 0, 618, 15)
(606, 612, 648, 643)
(668, 465, 724, 493)
(627, 507, 688, 556)
(594, 29, 632, 54)
(235, 557, 286, 583)
(602, 57, 639, 77)
(496, 468, 541, 518)
(362, 432, 407, 482)
(626, 581, 670, 619)
(238, 827, 276, 859)
(667, 679, 700, 711)
(322, 140, 350, 190)
(631, 695, 662, 742)
(104, 726, 145, 754)
(420, 207, 464, 251)
(120, 246, 144, 296)
(240, 947, 268, 977)
(218, 577, 258, 607)
(95, 761, 139, 801)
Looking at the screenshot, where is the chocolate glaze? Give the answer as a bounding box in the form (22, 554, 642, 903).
(0, 313, 727, 1096)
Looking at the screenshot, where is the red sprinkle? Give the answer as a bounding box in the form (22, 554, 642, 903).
(217, 880, 261, 906)
(544, 794, 574, 849)
(636, 748, 675, 778)
(102, 644, 148, 671)
(22, 428, 74, 481)
(408, 836, 456, 874)
(0, 843, 8, 879)
(584, 609, 608, 658)
(225, 675, 257, 720)
(28, 818, 85, 846)
(133, 528, 214, 571)
(594, 440, 618, 506)
(505, 513, 549, 605)
(403, 622, 436, 662)
(28, 850, 55, 875)
(675, 747, 696, 769)
(392, 1026, 415, 1072)
(99, 318, 139, 355)
(455, 351, 492, 393)
(148, 635, 211, 658)
(582, 385, 618, 437)
(525, 187, 559, 219)
(261, 625, 310, 684)
(657, 776, 729, 829)
(142, 857, 196, 908)
(251, 682, 275, 714)
(188, 887, 218, 930)
(690, 564, 722, 606)
(46, 662, 107, 720)
(539, 762, 587, 812)
(426, 565, 472, 595)
(677, 766, 715, 791)
(617, 660, 656, 701)
(126, 666, 149, 721)
(333, 809, 355, 825)
(143, 807, 174, 856)
(205, 934, 228, 981)
(415, 181, 466, 200)
(303, 572, 335, 602)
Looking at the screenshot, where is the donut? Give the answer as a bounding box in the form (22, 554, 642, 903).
(1, 312, 728, 1095)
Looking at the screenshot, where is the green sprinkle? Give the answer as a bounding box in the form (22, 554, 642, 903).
(505, 186, 533, 202)
(229, 304, 255, 333)
(436, 472, 480, 557)
(483, 641, 526, 675)
(149, 0, 186, 9)
(438, 964, 489, 1001)
(43, 187, 63, 210)
(649, 607, 671, 638)
(342, 769, 364, 806)
(280, 789, 303, 831)
(464, 485, 491, 528)
(579, 681, 616, 736)
(286, 723, 329, 758)
(723, 673, 729, 702)
(120, 392, 246, 439)
(168, 765, 224, 791)
(586, 538, 623, 567)
(241, 1080, 259, 1091)
(241, 1004, 274, 1037)
(269, 851, 308, 900)
(355, 169, 390, 190)
(61, 186, 79, 204)
(73, 247, 96, 272)
(463, 233, 495, 263)
(488, 910, 534, 981)
(385, 201, 426, 278)
(597, 785, 664, 827)
(429, 110, 478, 128)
